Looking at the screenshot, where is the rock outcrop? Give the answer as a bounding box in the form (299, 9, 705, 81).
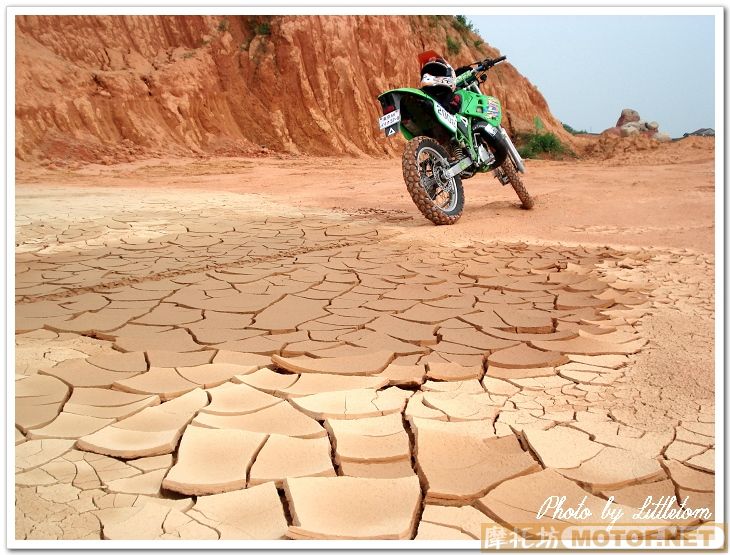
(615, 108, 640, 128)
(16, 15, 570, 164)
(602, 108, 670, 142)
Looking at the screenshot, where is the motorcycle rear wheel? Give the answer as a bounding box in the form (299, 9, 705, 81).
(402, 136, 465, 225)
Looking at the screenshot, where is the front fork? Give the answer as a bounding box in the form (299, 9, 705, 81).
(445, 124, 524, 179)
(500, 128, 526, 173)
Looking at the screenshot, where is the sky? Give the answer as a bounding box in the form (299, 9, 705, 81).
(469, 15, 715, 137)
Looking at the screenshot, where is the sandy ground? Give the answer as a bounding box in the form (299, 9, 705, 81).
(19, 145, 714, 253)
(14, 145, 717, 542)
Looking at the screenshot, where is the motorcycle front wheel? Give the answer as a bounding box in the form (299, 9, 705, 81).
(402, 136, 465, 225)
(501, 158, 534, 210)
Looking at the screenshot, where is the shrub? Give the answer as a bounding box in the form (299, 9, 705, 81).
(255, 22, 271, 35)
(446, 36, 461, 55)
(239, 16, 273, 38)
(454, 15, 475, 32)
(562, 122, 588, 135)
(217, 19, 229, 32)
(517, 131, 570, 159)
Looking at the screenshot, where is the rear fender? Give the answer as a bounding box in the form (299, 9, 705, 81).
(379, 88, 457, 139)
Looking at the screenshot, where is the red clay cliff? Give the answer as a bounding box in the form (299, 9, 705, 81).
(16, 15, 570, 164)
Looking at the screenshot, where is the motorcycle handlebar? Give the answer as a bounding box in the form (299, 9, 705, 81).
(476, 55, 507, 71)
(456, 55, 507, 88)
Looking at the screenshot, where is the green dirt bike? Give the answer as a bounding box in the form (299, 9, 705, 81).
(378, 54, 534, 225)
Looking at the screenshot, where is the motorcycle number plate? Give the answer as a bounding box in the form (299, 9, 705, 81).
(379, 110, 401, 129)
(434, 103, 457, 131)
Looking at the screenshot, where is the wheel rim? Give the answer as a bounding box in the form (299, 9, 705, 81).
(416, 146, 458, 212)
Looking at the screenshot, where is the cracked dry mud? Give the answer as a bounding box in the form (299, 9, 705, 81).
(15, 184, 715, 541)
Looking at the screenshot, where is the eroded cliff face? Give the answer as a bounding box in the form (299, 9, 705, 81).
(16, 15, 569, 164)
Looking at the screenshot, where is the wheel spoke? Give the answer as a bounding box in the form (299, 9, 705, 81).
(416, 146, 458, 212)
(404, 138, 463, 225)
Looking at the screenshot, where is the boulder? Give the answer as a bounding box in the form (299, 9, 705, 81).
(616, 108, 640, 127)
(610, 110, 667, 141)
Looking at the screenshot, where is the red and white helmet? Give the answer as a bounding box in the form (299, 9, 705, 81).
(418, 51, 456, 93)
